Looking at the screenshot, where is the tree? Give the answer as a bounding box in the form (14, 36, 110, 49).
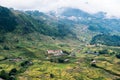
(9, 68, 17, 76)
(58, 58, 64, 63)
(50, 73, 54, 78)
(116, 54, 120, 59)
(0, 70, 9, 79)
(99, 49, 109, 54)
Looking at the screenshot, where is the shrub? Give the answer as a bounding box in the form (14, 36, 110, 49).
(50, 59, 54, 62)
(8, 76, 16, 80)
(116, 78, 120, 80)
(3, 46, 9, 50)
(63, 50, 70, 55)
(50, 57, 65, 63)
(50, 73, 54, 78)
(99, 49, 109, 54)
(20, 61, 32, 67)
(116, 54, 120, 59)
(0, 67, 2, 69)
(0, 70, 9, 80)
(0, 36, 5, 43)
(58, 58, 64, 63)
(9, 68, 17, 76)
(0, 70, 17, 80)
(91, 64, 97, 67)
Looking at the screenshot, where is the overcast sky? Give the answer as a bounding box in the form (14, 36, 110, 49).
(0, 0, 120, 17)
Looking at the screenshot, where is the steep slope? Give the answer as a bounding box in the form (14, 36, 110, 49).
(25, 10, 77, 38)
(0, 6, 81, 52)
(0, 6, 17, 32)
(0, 6, 78, 37)
(0, 6, 77, 42)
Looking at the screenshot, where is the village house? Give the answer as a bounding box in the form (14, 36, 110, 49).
(91, 59, 96, 64)
(91, 59, 97, 66)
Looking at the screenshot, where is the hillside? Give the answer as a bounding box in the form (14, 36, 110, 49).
(1, 6, 120, 46)
(0, 6, 17, 32)
(90, 34, 120, 46)
(0, 6, 79, 48)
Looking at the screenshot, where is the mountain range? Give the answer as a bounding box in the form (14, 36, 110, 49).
(0, 6, 120, 47)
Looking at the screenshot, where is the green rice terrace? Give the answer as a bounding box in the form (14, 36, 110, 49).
(0, 40, 120, 80)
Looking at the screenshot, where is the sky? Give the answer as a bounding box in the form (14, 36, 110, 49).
(0, 0, 120, 17)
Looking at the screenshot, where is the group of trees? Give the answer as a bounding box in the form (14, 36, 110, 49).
(0, 68, 17, 80)
(116, 54, 120, 59)
(50, 57, 65, 63)
(50, 56, 70, 63)
(20, 61, 32, 67)
(0, 60, 33, 80)
(91, 34, 120, 46)
(97, 49, 120, 59)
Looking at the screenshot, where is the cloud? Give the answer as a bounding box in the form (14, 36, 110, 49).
(0, 0, 120, 17)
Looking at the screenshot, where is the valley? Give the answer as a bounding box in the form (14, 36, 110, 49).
(0, 6, 120, 80)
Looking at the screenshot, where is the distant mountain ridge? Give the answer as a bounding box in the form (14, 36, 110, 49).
(50, 7, 120, 33)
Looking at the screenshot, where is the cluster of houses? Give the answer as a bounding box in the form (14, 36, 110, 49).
(47, 50, 66, 56)
(46, 50, 70, 63)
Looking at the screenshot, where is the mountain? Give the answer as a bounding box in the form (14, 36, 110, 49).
(47, 7, 120, 46)
(0, 6, 79, 44)
(0, 6, 78, 37)
(51, 7, 120, 33)
(1, 6, 120, 47)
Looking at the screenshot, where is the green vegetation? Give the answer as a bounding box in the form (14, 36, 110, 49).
(0, 6, 17, 32)
(91, 34, 120, 46)
(0, 69, 17, 80)
(0, 40, 120, 80)
(116, 54, 120, 59)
